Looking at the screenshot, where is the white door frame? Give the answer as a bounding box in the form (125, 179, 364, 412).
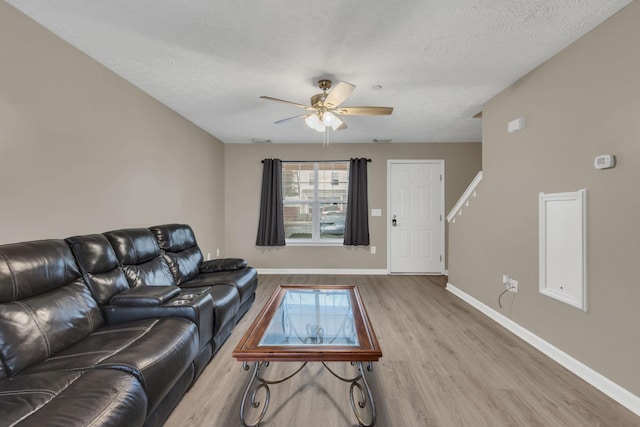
(387, 159, 445, 274)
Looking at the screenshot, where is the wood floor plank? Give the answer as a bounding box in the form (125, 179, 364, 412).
(164, 275, 639, 426)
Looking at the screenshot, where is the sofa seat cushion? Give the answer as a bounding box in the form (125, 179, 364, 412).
(22, 317, 198, 415)
(182, 267, 258, 306)
(0, 369, 147, 427)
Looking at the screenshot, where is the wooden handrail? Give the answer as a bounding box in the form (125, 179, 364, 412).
(447, 171, 483, 223)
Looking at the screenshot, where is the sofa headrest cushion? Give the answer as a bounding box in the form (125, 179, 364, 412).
(66, 234, 130, 306)
(66, 234, 119, 273)
(104, 229, 161, 265)
(149, 224, 198, 252)
(0, 240, 81, 303)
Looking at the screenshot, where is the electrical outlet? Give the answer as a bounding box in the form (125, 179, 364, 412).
(216, 248, 220, 257)
(503, 275, 518, 293)
(370, 246, 377, 254)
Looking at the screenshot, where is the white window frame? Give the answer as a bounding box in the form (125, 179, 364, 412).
(283, 161, 349, 246)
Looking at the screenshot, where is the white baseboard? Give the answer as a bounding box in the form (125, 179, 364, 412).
(446, 282, 640, 417)
(257, 268, 388, 275)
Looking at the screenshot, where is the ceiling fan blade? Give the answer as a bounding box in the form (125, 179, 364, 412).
(324, 81, 355, 108)
(335, 106, 394, 116)
(274, 114, 309, 125)
(260, 96, 313, 110)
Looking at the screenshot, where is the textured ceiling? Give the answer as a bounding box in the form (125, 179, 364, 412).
(5, 0, 632, 144)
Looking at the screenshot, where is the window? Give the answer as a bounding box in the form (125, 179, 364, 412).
(282, 161, 349, 243)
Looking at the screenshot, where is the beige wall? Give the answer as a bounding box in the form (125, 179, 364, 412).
(449, 2, 640, 396)
(0, 2, 226, 254)
(225, 143, 481, 269)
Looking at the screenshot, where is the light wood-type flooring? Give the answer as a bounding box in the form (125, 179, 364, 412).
(164, 275, 639, 427)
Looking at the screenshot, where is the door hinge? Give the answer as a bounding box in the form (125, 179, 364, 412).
(440, 255, 443, 262)
(440, 174, 443, 181)
(440, 214, 442, 221)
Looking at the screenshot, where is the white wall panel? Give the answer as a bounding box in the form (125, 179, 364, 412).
(539, 190, 587, 311)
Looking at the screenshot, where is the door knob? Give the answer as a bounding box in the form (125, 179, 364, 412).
(392, 214, 397, 226)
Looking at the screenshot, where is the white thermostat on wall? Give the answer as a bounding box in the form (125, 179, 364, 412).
(594, 154, 616, 170)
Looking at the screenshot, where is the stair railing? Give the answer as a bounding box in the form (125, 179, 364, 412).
(446, 171, 483, 223)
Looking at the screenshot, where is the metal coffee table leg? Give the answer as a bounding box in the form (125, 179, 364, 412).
(239, 361, 307, 427)
(322, 361, 377, 427)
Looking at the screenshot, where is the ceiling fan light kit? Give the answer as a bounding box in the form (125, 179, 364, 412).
(260, 79, 393, 141)
(304, 114, 325, 132)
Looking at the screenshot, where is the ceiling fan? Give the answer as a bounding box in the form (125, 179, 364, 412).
(260, 79, 393, 137)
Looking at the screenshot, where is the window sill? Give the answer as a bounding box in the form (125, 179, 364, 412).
(285, 240, 344, 247)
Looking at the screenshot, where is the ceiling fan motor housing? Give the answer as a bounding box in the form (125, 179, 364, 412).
(317, 79, 332, 91)
(311, 93, 327, 109)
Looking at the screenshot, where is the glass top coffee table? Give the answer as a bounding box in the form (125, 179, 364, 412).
(233, 285, 382, 426)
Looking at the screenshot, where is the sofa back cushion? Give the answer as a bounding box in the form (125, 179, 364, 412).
(149, 224, 203, 285)
(0, 240, 103, 377)
(66, 234, 131, 306)
(104, 228, 176, 287)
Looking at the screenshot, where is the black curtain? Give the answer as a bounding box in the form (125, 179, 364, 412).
(256, 159, 285, 246)
(343, 158, 370, 246)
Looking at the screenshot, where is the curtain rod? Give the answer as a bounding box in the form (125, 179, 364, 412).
(261, 159, 371, 163)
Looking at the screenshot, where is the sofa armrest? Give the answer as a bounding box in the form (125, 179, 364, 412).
(110, 286, 181, 307)
(103, 289, 214, 350)
(199, 258, 247, 273)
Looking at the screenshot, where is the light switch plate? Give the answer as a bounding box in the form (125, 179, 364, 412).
(371, 209, 382, 217)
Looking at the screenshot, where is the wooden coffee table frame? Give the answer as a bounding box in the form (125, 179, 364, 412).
(233, 285, 382, 426)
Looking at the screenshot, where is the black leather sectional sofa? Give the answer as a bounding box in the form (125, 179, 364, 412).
(0, 224, 257, 427)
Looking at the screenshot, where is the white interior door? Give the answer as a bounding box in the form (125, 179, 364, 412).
(388, 161, 443, 274)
